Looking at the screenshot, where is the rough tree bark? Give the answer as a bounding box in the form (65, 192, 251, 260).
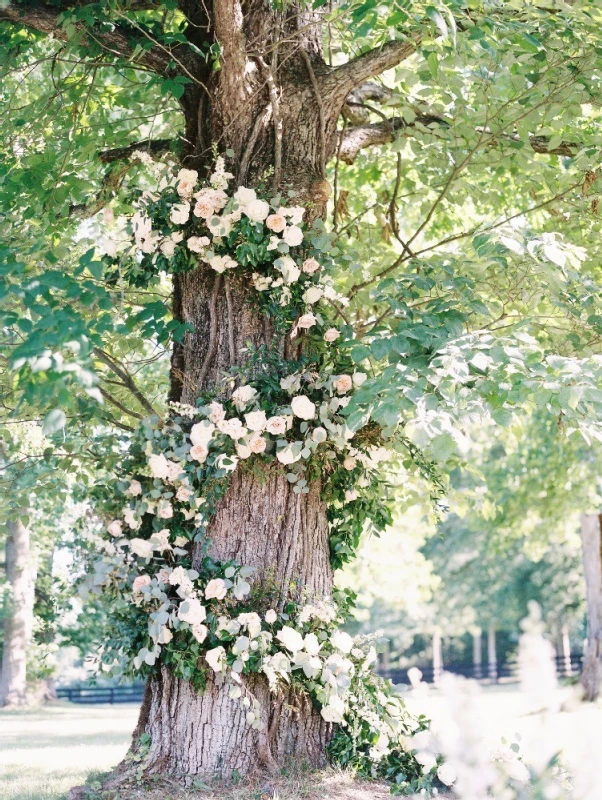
(580, 513, 602, 701)
(0, 0, 418, 783)
(0, 518, 37, 707)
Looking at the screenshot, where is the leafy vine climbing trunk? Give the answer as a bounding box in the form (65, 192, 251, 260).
(134, 3, 339, 778)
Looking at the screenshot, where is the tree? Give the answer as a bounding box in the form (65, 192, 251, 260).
(3, 0, 602, 793)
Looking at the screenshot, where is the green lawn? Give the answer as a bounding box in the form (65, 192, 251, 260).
(0, 702, 138, 800)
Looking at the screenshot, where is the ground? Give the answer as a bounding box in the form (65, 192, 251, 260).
(1, 683, 601, 800)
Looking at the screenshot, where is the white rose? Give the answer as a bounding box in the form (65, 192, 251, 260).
(282, 225, 303, 246)
(334, 374, 353, 394)
(415, 751, 437, 773)
(291, 395, 316, 420)
(190, 420, 215, 445)
(302, 257, 320, 274)
(234, 186, 256, 205)
(158, 501, 173, 519)
(132, 574, 151, 593)
(160, 238, 177, 257)
(331, 630, 354, 654)
(437, 763, 457, 786)
(107, 520, 122, 537)
(123, 508, 141, 530)
(191, 623, 208, 643)
(276, 625, 305, 653)
(248, 433, 266, 454)
(190, 443, 208, 463)
(176, 168, 198, 197)
(286, 206, 305, 225)
(127, 480, 142, 497)
(178, 598, 207, 625)
(274, 256, 301, 284)
(205, 646, 226, 673)
(148, 453, 170, 480)
(208, 214, 232, 237)
(231, 385, 257, 410)
(304, 632, 321, 656)
(217, 417, 247, 440)
(353, 372, 367, 387)
(266, 416, 287, 436)
(343, 457, 357, 471)
(129, 538, 154, 559)
(345, 489, 358, 502)
(170, 201, 190, 225)
(187, 236, 210, 253)
(323, 328, 340, 343)
(176, 486, 192, 502)
(303, 286, 323, 304)
(244, 198, 270, 222)
(296, 313, 316, 330)
(208, 401, 226, 423)
(265, 609, 277, 624)
(236, 442, 252, 459)
(244, 410, 267, 432)
(266, 213, 286, 233)
(205, 578, 228, 600)
(320, 695, 345, 724)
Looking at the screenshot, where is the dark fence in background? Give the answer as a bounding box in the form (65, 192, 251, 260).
(381, 653, 583, 686)
(55, 654, 583, 703)
(56, 684, 145, 704)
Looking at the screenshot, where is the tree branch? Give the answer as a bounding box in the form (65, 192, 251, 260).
(0, 2, 171, 74)
(326, 37, 421, 96)
(93, 348, 158, 416)
(337, 116, 582, 164)
(98, 138, 176, 163)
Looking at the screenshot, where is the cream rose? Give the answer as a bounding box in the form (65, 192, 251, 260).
(282, 225, 303, 246)
(208, 401, 226, 423)
(248, 433, 267, 454)
(190, 420, 215, 445)
(231, 385, 257, 410)
(302, 257, 320, 274)
(107, 520, 123, 537)
(170, 201, 190, 225)
(178, 598, 207, 625)
(244, 410, 267, 432)
(205, 578, 228, 600)
(311, 426, 327, 443)
(334, 374, 353, 394)
(176, 168, 198, 197)
(323, 328, 340, 343)
(274, 256, 301, 284)
(296, 313, 317, 330)
(303, 286, 323, 304)
(127, 480, 142, 496)
(244, 198, 270, 222)
(217, 417, 247, 440)
(190, 443, 208, 463)
(133, 574, 151, 593)
(291, 395, 315, 420)
(187, 235, 210, 253)
(266, 213, 286, 233)
(266, 415, 287, 435)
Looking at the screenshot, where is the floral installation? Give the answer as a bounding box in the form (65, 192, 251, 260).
(86, 156, 452, 795)
(99, 155, 348, 333)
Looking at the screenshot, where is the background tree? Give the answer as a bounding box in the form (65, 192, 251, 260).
(3, 0, 602, 792)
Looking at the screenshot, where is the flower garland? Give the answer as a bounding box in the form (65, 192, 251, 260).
(86, 157, 451, 795)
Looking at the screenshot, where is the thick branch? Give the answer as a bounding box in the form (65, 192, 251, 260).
(327, 37, 420, 96)
(338, 116, 582, 164)
(0, 3, 171, 74)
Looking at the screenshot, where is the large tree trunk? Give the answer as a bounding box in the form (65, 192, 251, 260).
(580, 513, 602, 701)
(0, 518, 36, 707)
(134, 3, 342, 780)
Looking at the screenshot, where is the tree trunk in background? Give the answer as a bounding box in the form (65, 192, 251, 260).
(0, 519, 36, 707)
(580, 513, 602, 701)
(472, 626, 483, 679)
(487, 624, 497, 682)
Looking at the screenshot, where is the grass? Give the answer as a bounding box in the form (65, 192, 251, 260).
(0, 702, 137, 800)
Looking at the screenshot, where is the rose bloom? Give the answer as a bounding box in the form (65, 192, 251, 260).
(208, 214, 232, 237)
(231, 384, 257, 409)
(236, 442, 252, 460)
(323, 328, 340, 343)
(187, 235, 210, 253)
(244, 198, 270, 222)
(191, 623, 208, 644)
(265, 415, 287, 436)
(345, 489, 358, 502)
(302, 257, 320, 274)
(170, 201, 190, 225)
(127, 480, 142, 496)
(248, 433, 267, 454)
(265, 609, 278, 624)
(193, 195, 216, 218)
(156, 567, 171, 584)
(208, 401, 226, 423)
(176, 168, 198, 197)
(343, 457, 357, 471)
(158, 502, 174, 519)
(286, 206, 305, 225)
(217, 417, 247, 440)
(190, 420, 215, 445)
(190, 443, 208, 463)
(148, 452, 170, 480)
(123, 508, 141, 530)
(234, 186, 256, 205)
(334, 374, 353, 394)
(178, 597, 207, 625)
(276, 443, 301, 465)
(205, 578, 228, 600)
(160, 238, 177, 257)
(291, 395, 316, 420)
(166, 460, 183, 483)
(303, 286, 323, 304)
(244, 410, 267, 432)
(132, 574, 151, 593)
(107, 520, 122, 537)
(282, 225, 303, 246)
(176, 486, 192, 502)
(266, 213, 286, 233)
(296, 313, 316, 330)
